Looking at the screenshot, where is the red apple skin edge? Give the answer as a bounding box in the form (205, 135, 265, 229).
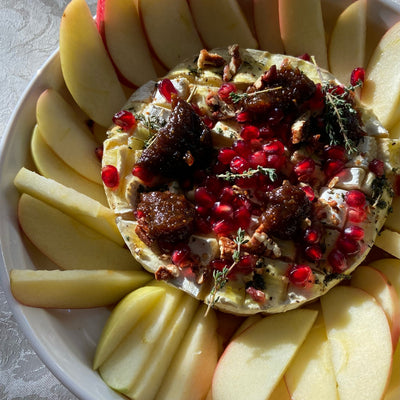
(95, 0, 137, 89)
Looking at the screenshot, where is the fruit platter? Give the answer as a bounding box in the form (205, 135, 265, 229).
(1, 0, 400, 399)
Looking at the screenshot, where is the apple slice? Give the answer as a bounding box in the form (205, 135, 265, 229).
(320, 285, 393, 400)
(385, 343, 400, 400)
(93, 285, 165, 369)
(59, 0, 126, 127)
(30, 125, 108, 206)
(188, 0, 258, 49)
(10, 269, 151, 309)
(99, 284, 183, 393)
(328, 0, 367, 85)
(14, 168, 123, 246)
(98, 0, 157, 87)
(253, 0, 284, 53)
(361, 20, 400, 129)
(126, 293, 199, 400)
(351, 265, 400, 347)
(384, 196, 400, 233)
(370, 258, 400, 304)
(269, 379, 291, 400)
(156, 303, 219, 400)
(284, 312, 339, 400)
(374, 229, 400, 259)
(138, 0, 203, 70)
(18, 194, 140, 271)
(211, 309, 318, 400)
(36, 89, 102, 185)
(279, 0, 328, 69)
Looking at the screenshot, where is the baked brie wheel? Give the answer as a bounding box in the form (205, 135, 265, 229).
(102, 47, 396, 315)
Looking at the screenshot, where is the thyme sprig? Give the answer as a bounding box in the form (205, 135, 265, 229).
(217, 165, 277, 182)
(323, 82, 363, 155)
(205, 228, 249, 315)
(229, 86, 283, 104)
(135, 113, 166, 149)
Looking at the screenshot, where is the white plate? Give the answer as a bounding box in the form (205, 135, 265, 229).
(1, 1, 400, 399)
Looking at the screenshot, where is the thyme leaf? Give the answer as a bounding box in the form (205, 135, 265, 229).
(217, 166, 277, 182)
(229, 86, 283, 104)
(205, 228, 248, 315)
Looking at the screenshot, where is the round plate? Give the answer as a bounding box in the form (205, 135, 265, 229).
(0, 1, 400, 399)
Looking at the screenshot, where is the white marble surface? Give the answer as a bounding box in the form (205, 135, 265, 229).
(0, 2, 96, 399)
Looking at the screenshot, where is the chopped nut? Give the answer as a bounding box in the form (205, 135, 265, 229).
(155, 264, 180, 281)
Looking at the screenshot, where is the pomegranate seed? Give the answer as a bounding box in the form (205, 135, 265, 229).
(135, 209, 145, 219)
(266, 154, 286, 169)
(304, 228, 320, 244)
(236, 111, 251, 123)
(241, 125, 260, 141)
(328, 249, 347, 272)
(196, 205, 209, 217)
(233, 140, 252, 158)
(219, 186, 236, 203)
(230, 156, 249, 174)
(288, 265, 314, 287)
(95, 146, 103, 161)
(158, 79, 177, 102)
(246, 287, 266, 303)
(343, 225, 364, 241)
(218, 82, 237, 103)
(298, 53, 311, 61)
(305, 245, 322, 261)
(329, 85, 345, 96)
(368, 159, 385, 176)
(294, 158, 315, 176)
(112, 110, 136, 130)
(212, 161, 228, 174)
(101, 165, 119, 189)
(350, 67, 365, 86)
(345, 190, 366, 208)
(248, 151, 267, 168)
(309, 83, 325, 110)
(234, 206, 251, 229)
(171, 245, 191, 267)
(236, 175, 259, 189)
(347, 207, 367, 223)
(324, 145, 347, 161)
(233, 195, 252, 212)
(195, 216, 211, 234)
(238, 255, 256, 272)
(205, 175, 223, 194)
(212, 219, 234, 235)
(324, 159, 345, 178)
(301, 185, 315, 201)
(218, 148, 237, 165)
(203, 116, 215, 129)
(132, 165, 154, 185)
(212, 202, 234, 219)
(194, 187, 215, 208)
(263, 140, 285, 155)
(337, 236, 360, 256)
(259, 125, 274, 139)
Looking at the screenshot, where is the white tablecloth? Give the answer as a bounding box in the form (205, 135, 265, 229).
(0, 1, 95, 398)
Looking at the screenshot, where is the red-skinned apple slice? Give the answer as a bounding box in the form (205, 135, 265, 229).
(279, 0, 328, 68)
(60, 0, 126, 127)
(351, 265, 400, 347)
(188, 0, 258, 49)
(253, 0, 284, 53)
(96, 0, 157, 87)
(138, 0, 203, 70)
(321, 286, 393, 400)
(211, 309, 318, 400)
(370, 258, 400, 306)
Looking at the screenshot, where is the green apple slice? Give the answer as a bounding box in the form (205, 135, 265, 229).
(10, 269, 151, 309)
(14, 168, 123, 246)
(18, 194, 140, 271)
(30, 125, 108, 206)
(93, 285, 166, 369)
